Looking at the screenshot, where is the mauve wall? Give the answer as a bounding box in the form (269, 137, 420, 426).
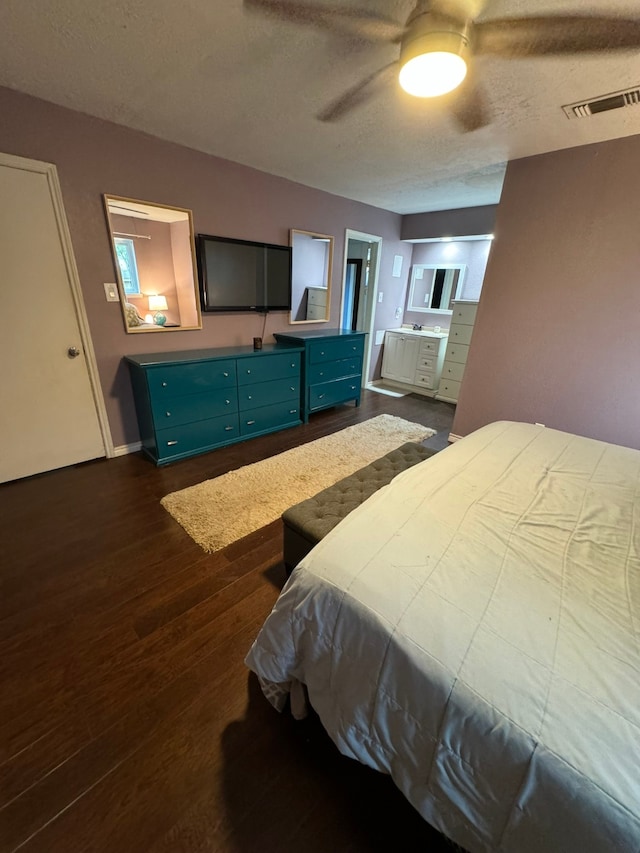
(0, 87, 409, 448)
(453, 134, 640, 450)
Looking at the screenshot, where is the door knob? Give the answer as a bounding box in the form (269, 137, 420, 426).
(67, 346, 81, 358)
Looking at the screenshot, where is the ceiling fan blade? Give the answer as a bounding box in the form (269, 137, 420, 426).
(475, 15, 640, 57)
(317, 62, 399, 122)
(243, 0, 405, 43)
(447, 71, 491, 132)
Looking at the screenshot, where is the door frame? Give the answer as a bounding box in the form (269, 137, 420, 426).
(339, 229, 383, 391)
(0, 151, 114, 458)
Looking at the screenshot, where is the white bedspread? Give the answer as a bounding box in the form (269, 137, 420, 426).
(245, 421, 640, 852)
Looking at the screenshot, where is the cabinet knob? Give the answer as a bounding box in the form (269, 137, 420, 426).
(290, 386, 295, 391)
(320, 351, 325, 356)
(165, 412, 171, 417)
(247, 395, 252, 400)
(223, 372, 229, 377)
(318, 394, 325, 399)
(247, 369, 251, 374)
(291, 363, 296, 367)
(225, 399, 230, 405)
(161, 381, 168, 387)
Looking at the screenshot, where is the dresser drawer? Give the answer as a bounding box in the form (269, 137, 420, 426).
(414, 371, 436, 390)
(419, 338, 441, 356)
(238, 377, 300, 411)
(438, 379, 462, 401)
(309, 376, 360, 411)
(441, 360, 466, 383)
(306, 304, 326, 320)
(155, 414, 240, 460)
(237, 352, 300, 385)
(152, 388, 237, 429)
(147, 359, 236, 399)
(309, 337, 364, 364)
(307, 288, 327, 307)
(451, 302, 478, 325)
(448, 324, 474, 346)
(308, 357, 361, 385)
(444, 342, 469, 365)
(240, 400, 301, 436)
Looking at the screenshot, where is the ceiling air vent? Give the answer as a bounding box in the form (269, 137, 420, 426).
(563, 87, 640, 119)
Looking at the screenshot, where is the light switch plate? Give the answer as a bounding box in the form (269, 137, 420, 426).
(104, 282, 120, 302)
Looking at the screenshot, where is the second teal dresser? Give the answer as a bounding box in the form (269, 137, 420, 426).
(273, 329, 366, 422)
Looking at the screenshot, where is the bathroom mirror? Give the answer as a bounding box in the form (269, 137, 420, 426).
(408, 263, 466, 314)
(289, 228, 333, 323)
(103, 195, 202, 333)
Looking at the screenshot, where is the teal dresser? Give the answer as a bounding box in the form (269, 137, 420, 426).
(273, 329, 366, 422)
(125, 345, 303, 465)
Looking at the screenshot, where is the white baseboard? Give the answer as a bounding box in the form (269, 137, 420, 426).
(448, 433, 463, 443)
(113, 441, 142, 457)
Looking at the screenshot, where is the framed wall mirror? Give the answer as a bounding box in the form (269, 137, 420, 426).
(289, 228, 333, 324)
(103, 195, 202, 333)
(408, 263, 466, 314)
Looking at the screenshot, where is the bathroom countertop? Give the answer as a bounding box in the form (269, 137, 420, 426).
(387, 326, 449, 339)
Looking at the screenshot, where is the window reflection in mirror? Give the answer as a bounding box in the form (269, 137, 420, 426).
(289, 229, 333, 324)
(103, 195, 202, 333)
(408, 264, 466, 314)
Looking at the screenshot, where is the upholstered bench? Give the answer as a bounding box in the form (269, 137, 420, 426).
(282, 441, 437, 575)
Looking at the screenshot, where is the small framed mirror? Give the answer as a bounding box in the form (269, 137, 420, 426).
(289, 229, 333, 323)
(408, 263, 466, 314)
(103, 195, 202, 333)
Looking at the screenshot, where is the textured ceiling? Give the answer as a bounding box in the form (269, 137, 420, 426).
(1, 0, 640, 213)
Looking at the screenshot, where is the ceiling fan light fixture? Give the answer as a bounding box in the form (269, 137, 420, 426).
(399, 28, 470, 98)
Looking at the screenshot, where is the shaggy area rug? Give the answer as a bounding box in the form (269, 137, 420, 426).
(161, 414, 435, 553)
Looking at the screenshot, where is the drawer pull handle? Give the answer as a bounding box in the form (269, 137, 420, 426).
(224, 426, 234, 431)
(167, 440, 178, 446)
(246, 420, 256, 425)
(289, 409, 297, 414)
(318, 394, 325, 399)
(161, 382, 168, 387)
(223, 372, 229, 377)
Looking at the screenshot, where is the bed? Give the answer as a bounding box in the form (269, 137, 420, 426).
(245, 421, 640, 852)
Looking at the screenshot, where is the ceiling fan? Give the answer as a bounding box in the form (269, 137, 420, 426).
(243, 0, 640, 131)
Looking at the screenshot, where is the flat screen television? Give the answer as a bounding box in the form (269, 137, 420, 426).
(196, 233, 291, 313)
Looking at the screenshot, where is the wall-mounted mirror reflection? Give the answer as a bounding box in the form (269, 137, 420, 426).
(408, 263, 466, 314)
(103, 195, 202, 333)
(290, 229, 333, 324)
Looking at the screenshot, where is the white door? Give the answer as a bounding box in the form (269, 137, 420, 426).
(0, 154, 108, 483)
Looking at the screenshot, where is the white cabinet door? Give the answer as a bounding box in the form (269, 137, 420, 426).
(382, 333, 420, 383)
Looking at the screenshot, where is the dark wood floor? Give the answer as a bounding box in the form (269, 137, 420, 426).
(0, 391, 457, 852)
